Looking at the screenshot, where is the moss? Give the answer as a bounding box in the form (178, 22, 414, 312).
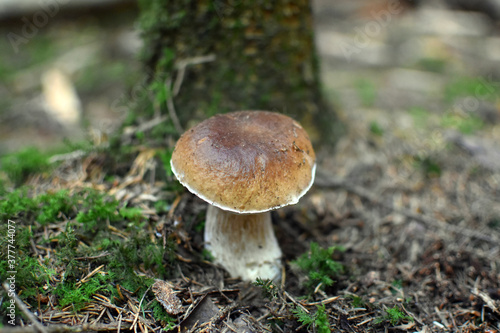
(292, 242, 344, 292)
(0, 224, 55, 307)
(391, 279, 404, 295)
(119, 206, 144, 221)
(55, 225, 80, 278)
(369, 121, 384, 136)
(444, 76, 499, 104)
(254, 278, 278, 299)
(408, 107, 431, 129)
(355, 79, 377, 107)
(375, 305, 413, 326)
(0, 147, 51, 185)
(75, 189, 121, 232)
(149, 301, 177, 329)
(416, 58, 447, 73)
(292, 304, 331, 333)
(55, 273, 113, 312)
(109, 232, 172, 278)
(440, 113, 484, 134)
(0, 188, 38, 219)
(0, 184, 177, 319)
(347, 295, 367, 308)
(0, 187, 132, 230)
(413, 154, 442, 178)
(37, 190, 75, 225)
(0, 141, 96, 187)
(153, 200, 169, 214)
(488, 218, 500, 230)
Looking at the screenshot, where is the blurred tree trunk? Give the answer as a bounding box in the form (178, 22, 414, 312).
(139, 0, 340, 145)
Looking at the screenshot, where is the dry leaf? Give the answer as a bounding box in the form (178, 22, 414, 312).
(152, 280, 183, 315)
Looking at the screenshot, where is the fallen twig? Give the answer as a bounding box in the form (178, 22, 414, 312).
(49, 150, 89, 164)
(0, 322, 133, 333)
(130, 285, 151, 332)
(121, 115, 168, 142)
(165, 76, 184, 134)
(284, 291, 309, 313)
(472, 283, 500, 314)
(74, 251, 111, 261)
(304, 296, 340, 306)
(165, 53, 217, 135)
(173, 54, 216, 96)
(2, 282, 48, 333)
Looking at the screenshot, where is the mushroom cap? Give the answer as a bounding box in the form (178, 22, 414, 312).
(170, 111, 316, 214)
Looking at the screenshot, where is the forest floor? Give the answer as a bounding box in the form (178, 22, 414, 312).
(0, 0, 499, 332)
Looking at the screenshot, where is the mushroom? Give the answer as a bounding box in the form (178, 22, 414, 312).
(170, 111, 316, 281)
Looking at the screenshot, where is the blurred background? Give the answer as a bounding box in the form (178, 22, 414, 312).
(0, 0, 140, 152)
(0, 0, 499, 158)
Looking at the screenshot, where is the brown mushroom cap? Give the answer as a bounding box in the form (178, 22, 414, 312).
(170, 111, 316, 213)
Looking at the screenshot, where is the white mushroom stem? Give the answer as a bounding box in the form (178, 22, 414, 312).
(204, 205, 282, 282)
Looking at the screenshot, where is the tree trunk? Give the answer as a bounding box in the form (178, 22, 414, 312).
(138, 0, 340, 145)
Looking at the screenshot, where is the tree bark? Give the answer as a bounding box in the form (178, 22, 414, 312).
(139, 0, 340, 146)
